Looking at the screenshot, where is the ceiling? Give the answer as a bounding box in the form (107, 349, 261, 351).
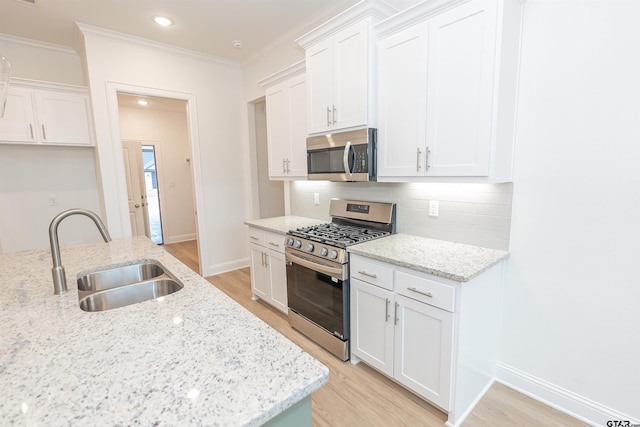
(0, 0, 417, 63)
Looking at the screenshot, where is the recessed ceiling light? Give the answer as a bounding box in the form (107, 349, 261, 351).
(137, 100, 148, 106)
(232, 40, 245, 49)
(153, 16, 173, 27)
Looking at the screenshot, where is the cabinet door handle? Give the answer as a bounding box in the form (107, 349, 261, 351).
(333, 105, 337, 125)
(394, 302, 399, 325)
(286, 158, 290, 173)
(261, 251, 265, 267)
(41, 125, 47, 140)
(385, 298, 390, 321)
(407, 287, 433, 298)
(357, 270, 377, 279)
(263, 252, 269, 267)
(282, 158, 286, 173)
(327, 106, 331, 127)
(425, 146, 431, 171)
(416, 147, 422, 171)
(29, 124, 34, 140)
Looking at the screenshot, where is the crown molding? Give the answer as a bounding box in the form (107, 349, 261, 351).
(374, 0, 469, 38)
(258, 60, 306, 88)
(75, 22, 241, 68)
(295, 0, 398, 49)
(9, 77, 88, 92)
(0, 33, 78, 55)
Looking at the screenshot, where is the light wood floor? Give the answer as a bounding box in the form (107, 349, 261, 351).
(163, 241, 586, 427)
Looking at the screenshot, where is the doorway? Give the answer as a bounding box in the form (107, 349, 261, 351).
(117, 93, 197, 250)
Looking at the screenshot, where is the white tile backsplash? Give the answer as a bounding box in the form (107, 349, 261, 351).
(289, 181, 513, 250)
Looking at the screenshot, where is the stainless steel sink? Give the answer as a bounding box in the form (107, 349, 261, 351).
(76, 260, 183, 312)
(79, 278, 183, 312)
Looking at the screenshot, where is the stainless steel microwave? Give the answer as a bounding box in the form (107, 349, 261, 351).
(306, 128, 376, 182)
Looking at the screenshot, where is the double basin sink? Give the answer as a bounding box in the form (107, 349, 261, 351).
(77, 260, 183, 312)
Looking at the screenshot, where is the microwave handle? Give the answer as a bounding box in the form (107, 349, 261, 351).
(343, 141, 354, 176)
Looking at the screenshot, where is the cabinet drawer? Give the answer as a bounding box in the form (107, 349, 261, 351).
(265, 232, 285, 253)
(350, 255, 393, 291)
(248, 228, 266, 246)
(396, 271, 456, 312)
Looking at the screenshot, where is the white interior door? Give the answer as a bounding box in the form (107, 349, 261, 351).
(122, 140, 149, 237)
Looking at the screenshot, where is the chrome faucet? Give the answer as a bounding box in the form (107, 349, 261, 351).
(49, 208, 112, 295)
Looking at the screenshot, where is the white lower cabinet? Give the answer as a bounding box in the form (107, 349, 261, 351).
(248, 227, 288, 313)
(350, 253, 504, 426)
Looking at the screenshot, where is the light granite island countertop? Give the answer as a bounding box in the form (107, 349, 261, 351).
(0, 236, 328, 426)
(348, 233, 509, 282)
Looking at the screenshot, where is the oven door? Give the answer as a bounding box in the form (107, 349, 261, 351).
(285, 249, 349, 340)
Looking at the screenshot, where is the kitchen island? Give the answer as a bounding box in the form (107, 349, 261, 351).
(0, 237, 328, 426)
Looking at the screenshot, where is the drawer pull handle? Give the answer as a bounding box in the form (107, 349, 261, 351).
(408, 287, 433, 298)
(249, 236, 259, 241)
(358, 270, 377, 279)
(268, 242, 280, 247)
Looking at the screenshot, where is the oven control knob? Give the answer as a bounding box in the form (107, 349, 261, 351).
(286, 237, 294, 246)
(293, 240, 302, 249)
(306, 243, 315, 252)
(320, 247, 328, 257)
(329, 250, 338, 260)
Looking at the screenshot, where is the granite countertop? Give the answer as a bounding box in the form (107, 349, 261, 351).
(348, 233, 509, 282)
(244, 216, 327, 235)
(0, 237, 328, 426)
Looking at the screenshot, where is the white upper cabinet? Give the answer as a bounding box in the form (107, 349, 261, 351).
(375, 0, 523, 182)
(260, 61, 308, 180)
(306, 21, 369, 134)
(0, 80, 93, 146)
(0, 87, 37, 142)
(297, 0, 397, 135)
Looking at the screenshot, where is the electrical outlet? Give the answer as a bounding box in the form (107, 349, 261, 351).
(49, 196, 59, 206)
(429, 200, 439, 217)
(314, 193, 320, 205)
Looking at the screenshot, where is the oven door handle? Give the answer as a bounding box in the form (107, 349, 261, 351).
(286, 251, 344, 278)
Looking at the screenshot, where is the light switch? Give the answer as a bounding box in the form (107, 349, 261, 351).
(429, 200, 439, 217)
(49, 196, 59, 206)
(314, 193, 320, 205)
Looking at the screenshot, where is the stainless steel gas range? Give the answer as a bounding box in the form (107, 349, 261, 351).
(285, 199, 396, 361)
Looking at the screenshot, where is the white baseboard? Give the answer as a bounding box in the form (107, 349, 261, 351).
(204, 257, 249, 277)
(496, 362, 637, 426)
(163, 233, 197, 244)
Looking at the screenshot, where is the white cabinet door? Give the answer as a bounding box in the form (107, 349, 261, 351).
(377, 22, 428, 177)
(333, 20, 369, 130)
(287, 75, 308, 177)
(267, 248, 288, 313)
(265, 84, 289, 178)
(33, 90, 92, 145)
(394, 294, 453, 411)
(351, 278, 395, 376)
(306, 39, 334, 134)
(265, 73, 308, 179)
(306, 20, 369, 134)
(249, 243, 269, 300)
(0, 87, 37, 143)
(425, 0, 496, 176)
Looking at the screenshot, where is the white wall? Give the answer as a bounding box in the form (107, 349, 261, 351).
(118, 103, 197, 244)
(0, 34, 85, 86)
(498, 0, 640, 423)
(0, 146, 102, 252)
(80, 26, 251, 276)
(290, 181, 513, 250)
